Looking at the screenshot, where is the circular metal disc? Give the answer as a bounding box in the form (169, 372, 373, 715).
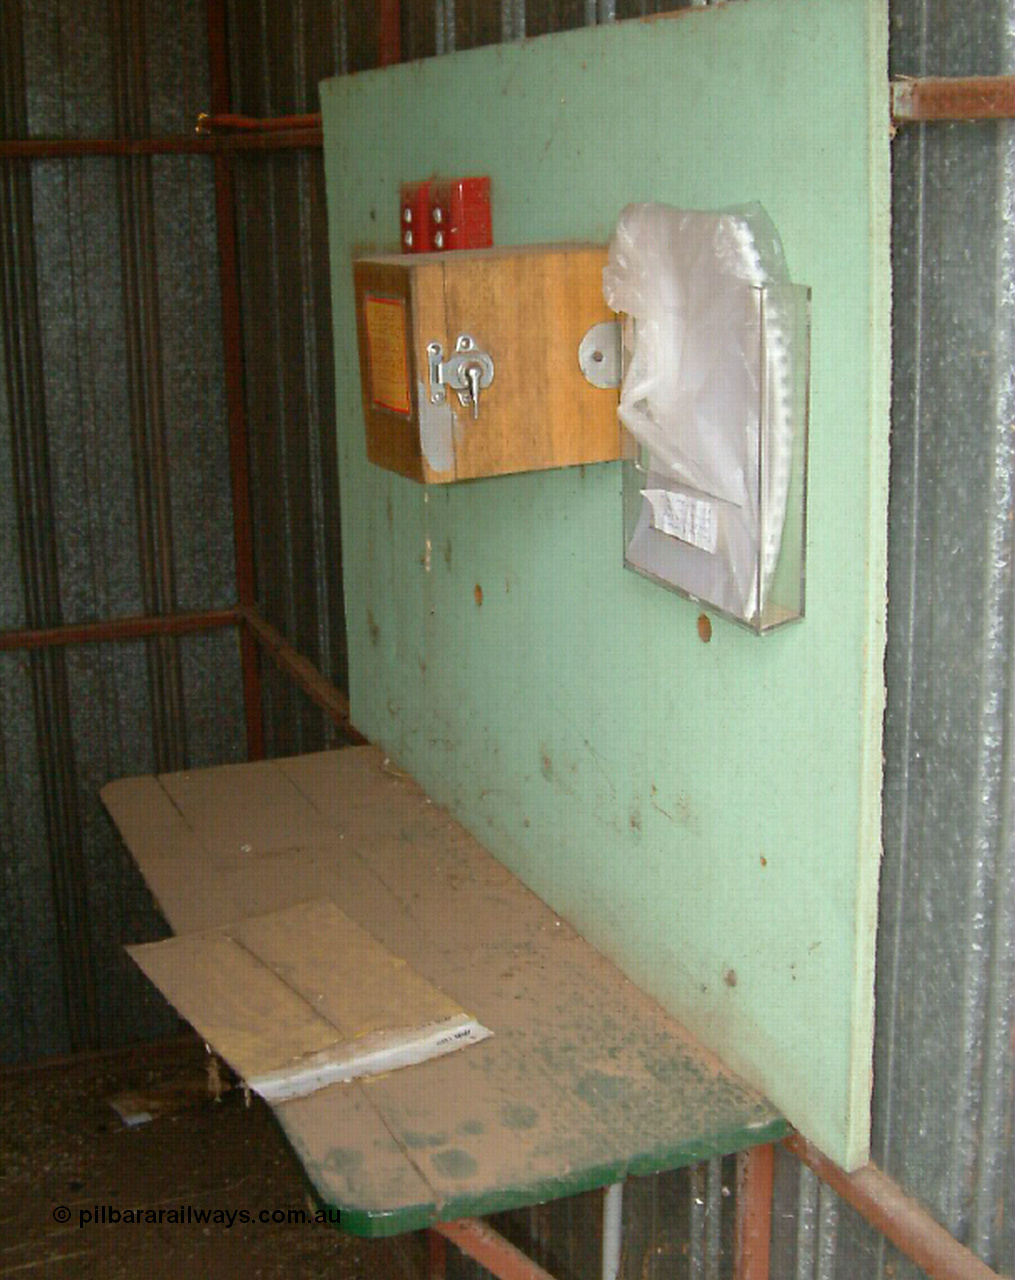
(578, 320, 622, 389)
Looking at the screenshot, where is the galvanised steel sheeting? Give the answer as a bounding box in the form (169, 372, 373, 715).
(1, 0, 245, 1061)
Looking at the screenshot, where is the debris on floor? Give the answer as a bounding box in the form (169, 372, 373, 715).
(0, 1035, 426, 1279)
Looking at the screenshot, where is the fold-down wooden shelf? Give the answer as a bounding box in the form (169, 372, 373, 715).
(102, 746, 785, 1238)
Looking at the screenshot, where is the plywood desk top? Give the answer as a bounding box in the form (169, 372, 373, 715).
(102, 747, 785, 1237)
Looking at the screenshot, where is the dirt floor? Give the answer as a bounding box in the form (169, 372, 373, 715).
(0, 1035, 428, 1279)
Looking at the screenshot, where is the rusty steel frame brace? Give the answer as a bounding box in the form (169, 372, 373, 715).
(433, 1218, 561, 1280)
(0, 131, 321, 158)
(196, 111, 321, 134)
(206, 0, 265, 762)
(427, 1226, 447, 1279)
(0, 609, 236, 651)
(379, 0, 402, 66)
(237, 606, 364, 741)
(784, 1134, 1003, 1280)
(0, 604, 362, 743)
(734, 1145, 774, 1280)
(892, 75, 1015, 123)
(428, 1137, 1002, 1280)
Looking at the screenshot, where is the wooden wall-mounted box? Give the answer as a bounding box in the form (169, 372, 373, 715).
(352, 244, 621, 484)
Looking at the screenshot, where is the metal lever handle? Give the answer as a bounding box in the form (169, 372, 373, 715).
(464, 363, 482, 419)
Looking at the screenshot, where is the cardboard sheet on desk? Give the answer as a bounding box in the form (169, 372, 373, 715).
(127, 899, 491, 1101)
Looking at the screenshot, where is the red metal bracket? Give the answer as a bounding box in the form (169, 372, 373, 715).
(892, 75, 1015, 123)
(734, 1144, 774, 1280)
(433, 1218, 560, 1280)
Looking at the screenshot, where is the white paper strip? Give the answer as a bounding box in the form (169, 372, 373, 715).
(252, 1014, 492, 1101)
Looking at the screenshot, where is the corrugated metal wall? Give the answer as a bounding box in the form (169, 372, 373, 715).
(768, 0, 1015, 1275)
(2, 3, 1012, 1279)
(1, 0, 246, 1062)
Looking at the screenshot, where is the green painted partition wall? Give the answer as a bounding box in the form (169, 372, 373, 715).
(321, 0, 890, 1171)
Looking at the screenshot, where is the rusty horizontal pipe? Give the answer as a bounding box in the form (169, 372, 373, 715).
(238, 606, 365, 742)
(433, 1219, 560, 1280)
(0, 130, 321, 160)
(892, 75, 1015, 123)
(783, 1134, 1002, 1280)
(197, 111, 322, 133)
(0, 608, 238, 652)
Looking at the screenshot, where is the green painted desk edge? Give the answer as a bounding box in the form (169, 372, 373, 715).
(290, 1114, 790, 1238)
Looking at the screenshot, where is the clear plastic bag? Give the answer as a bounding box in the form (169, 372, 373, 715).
(604, 203, 798, 623)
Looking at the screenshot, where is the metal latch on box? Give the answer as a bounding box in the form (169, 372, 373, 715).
(427, 335, 495, 419)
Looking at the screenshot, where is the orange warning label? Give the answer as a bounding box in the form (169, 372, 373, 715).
(363, 295, 411, 415)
